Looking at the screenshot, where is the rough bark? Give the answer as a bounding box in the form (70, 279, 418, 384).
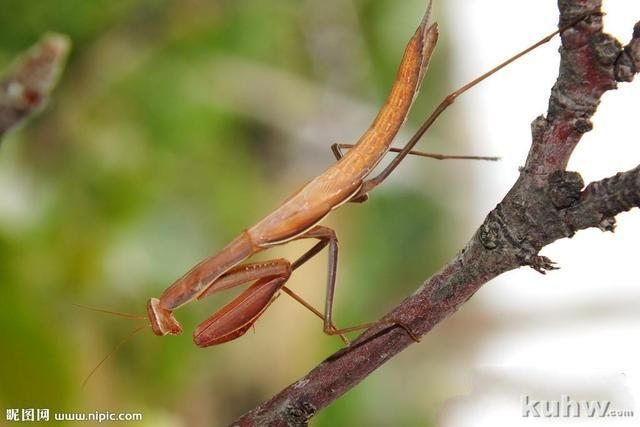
(232, 1, 640, 425)
(0, 33, 70, 141)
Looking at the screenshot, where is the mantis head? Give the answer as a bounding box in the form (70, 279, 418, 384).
(147, 297, 183, 336)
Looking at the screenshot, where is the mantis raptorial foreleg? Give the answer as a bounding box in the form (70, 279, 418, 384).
(194, 236, 351, 346)
(197, 259, 290, 298)
(194, 273, 289, 346)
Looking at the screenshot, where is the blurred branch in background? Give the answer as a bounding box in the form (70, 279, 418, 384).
(233, 1, 640, 424)
(0, 33, 70, 141)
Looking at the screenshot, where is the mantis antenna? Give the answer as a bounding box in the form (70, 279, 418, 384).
(82, 323, 149, 389)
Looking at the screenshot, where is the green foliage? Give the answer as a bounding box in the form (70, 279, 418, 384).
(0, 1, 461, 425)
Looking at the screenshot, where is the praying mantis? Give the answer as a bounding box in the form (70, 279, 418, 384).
(144, 0, 580, 348)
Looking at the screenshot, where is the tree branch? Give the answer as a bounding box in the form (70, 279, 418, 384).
(0, 33, 70, 141)
(232, 1, 640, 425)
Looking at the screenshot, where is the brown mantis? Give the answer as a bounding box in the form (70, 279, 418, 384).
(143, 0, 585, 348)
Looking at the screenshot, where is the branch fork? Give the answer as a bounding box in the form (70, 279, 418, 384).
(232, 1, 640, 424)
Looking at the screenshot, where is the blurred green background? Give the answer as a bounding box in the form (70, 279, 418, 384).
(0, 0, 487, 425)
